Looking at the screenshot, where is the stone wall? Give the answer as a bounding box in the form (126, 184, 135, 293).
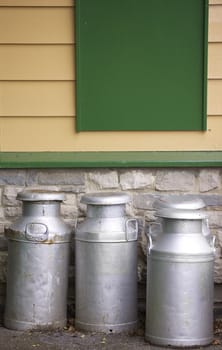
(0, 168, 222, 313)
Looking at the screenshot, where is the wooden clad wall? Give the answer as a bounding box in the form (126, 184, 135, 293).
(0, 0, 222, 151)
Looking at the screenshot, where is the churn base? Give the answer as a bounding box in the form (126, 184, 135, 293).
(4, 318, 67, 331)
(145, 334, 213, 347)
(75, 319, 137, 334)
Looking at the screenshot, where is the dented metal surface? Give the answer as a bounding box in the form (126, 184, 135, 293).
(145, 198, 215, 347)
(75, 192, 138, 333)
(4, 190, 72, 331)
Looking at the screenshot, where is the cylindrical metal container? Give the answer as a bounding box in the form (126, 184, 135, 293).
(4, 190, 72, 331)
(75, 192, 138, 333)
(145, 198, 215, 347)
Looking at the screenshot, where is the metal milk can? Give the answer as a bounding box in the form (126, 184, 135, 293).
(145, 198, 215, 347)
(4, 190, 72, 330)
(75, 192, 138, 333)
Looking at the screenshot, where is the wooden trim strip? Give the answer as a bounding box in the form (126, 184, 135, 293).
(0, 152, 222, 168)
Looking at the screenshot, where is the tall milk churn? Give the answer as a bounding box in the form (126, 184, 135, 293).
(4, 190, 72, 330)
(75, 192, 138, 333)
(145, 198, 215, 347)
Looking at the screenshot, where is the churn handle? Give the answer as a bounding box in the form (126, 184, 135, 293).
(147, 233, 153, 255)
(148, 222, 162, 235)
(202, 218, 210, 236)
(146, 223, 161, 255)
(25, 223, 48, 242)
(125, 219, 138, 241)
(209, 235, 216, 254)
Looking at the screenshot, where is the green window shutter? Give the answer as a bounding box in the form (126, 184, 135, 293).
(76, 0, 208, 131)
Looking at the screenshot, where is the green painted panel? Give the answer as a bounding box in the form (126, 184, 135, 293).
(0, 152, 222, 168)
(76, 0, 208, 131)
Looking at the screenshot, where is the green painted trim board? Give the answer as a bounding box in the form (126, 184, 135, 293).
(0, 152, 221, 168)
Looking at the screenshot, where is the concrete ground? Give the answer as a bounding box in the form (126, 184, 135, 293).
(0, 319, 222, 350)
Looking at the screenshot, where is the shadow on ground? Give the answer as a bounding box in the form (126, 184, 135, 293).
(0, 319, 222, 350)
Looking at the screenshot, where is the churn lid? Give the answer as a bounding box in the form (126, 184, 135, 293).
(154, 197, 206, 219)
(81, 192, 130, 205)
(17, 190, 65, 202)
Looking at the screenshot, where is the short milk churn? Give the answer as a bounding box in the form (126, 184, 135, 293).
(4, 190, 72, 330)
(75, 192, 138, 333)
(145, 198, 215, 347)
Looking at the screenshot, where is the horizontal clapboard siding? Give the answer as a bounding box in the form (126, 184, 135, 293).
(1, 43, 221, 81)
(0, 79, 221, 118)
(208, 44, 222, 77)
(1, 117, 222, 152)
(209, 5, 222, 41)
(0, 1, 222, 151)
(0, 4, 217, 45)
(0, 8, 75, 44)
(0, 82, 75, 117)
(206, 3, 222, 124)
(0, 45, 75, 80)
(0, 0, 74, 6)
(209, 0, 222, 4)
(208, 80, 222, 115)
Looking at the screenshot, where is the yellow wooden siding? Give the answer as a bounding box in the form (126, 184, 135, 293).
(0, 79, 221, 119)
(208, 44, 222, 78)
(0, 8, 75, 44)
(0, 2, 222, 152)
(208, 80, 222, 115)
(0, 79, 220, 119)
(209, 0, 222, 4)
(209, 5, 222, 41)
(0, 45, 75, 81)
(0, 82, 75, 117)
(0, 0, 74, 6)
(1, 117, 221, 152)
(1, 43, 220, 82)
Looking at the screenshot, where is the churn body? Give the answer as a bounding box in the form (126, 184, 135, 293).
(75, 192, 138, 333)
(145, 198, 215, 347)
(4, 191, 72, 330)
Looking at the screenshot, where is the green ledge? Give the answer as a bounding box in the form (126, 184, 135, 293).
(0, 152, 222, 168)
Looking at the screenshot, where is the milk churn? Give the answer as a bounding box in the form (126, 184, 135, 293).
(145, 198, 215, 347)
(4, 190, 72, 330)
(75, 192, 138, 333)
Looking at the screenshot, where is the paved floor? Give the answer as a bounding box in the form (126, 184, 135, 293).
(0, 319, 222, 350)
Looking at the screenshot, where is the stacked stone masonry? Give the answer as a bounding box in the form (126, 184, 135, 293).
(0, 168, 222, 311)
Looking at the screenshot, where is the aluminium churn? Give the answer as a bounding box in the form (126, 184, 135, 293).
(145, 197, 215, 347)
(4, 190, 72, 330)
(75, 192, 138, 333)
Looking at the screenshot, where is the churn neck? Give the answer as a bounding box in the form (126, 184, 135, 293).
(154, 197, 207, 233)
(17, 191, 65, 217)
(162, 218, 204, 234)
(81, 192, 130, 218)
